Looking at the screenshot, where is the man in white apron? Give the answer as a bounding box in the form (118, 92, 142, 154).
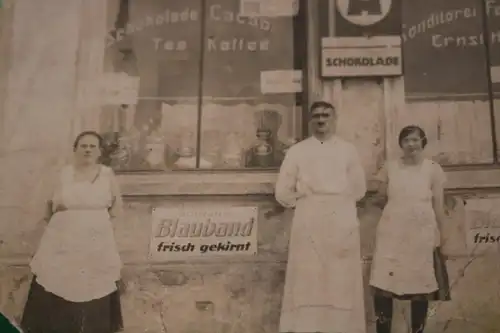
(275, 101, 367, 333)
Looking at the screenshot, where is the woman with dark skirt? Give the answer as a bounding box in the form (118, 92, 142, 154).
(21, 131, 124, 333)
(369, 125, 451, 333)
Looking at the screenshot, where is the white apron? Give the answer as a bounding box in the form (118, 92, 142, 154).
(370, 159, 440, 295)
(30, 165, 122, 302)
(279, 195, 366, 333)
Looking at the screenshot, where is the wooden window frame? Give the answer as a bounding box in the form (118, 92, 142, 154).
(97, 0, 311, 173)
(75, 0, 500, 195)
(70, 0, 316, 196)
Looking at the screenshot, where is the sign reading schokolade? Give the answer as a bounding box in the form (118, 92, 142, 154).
(321, 36, 402, 77)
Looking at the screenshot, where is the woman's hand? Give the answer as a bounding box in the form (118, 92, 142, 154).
(53, 203, 68, 213)
(117, 279, 127, 294)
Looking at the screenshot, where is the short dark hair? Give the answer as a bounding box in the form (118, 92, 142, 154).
(310, 101, 335, 114)
(73, 130, 104, 152)
(398, 125, 427, 148)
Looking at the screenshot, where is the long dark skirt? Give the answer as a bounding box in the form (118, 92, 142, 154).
(372, 247, 452, 301)
(21, 277, 124, 333)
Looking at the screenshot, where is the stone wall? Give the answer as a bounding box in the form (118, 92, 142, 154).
(1, 194, 500, 333)
(0, 0, 82, 255)
(1, 1, 500, 332)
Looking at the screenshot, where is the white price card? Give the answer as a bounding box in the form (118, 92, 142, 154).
(491, 66, 500, 83)
(260, 70, 302, 94)
(239, 0, 299, 17)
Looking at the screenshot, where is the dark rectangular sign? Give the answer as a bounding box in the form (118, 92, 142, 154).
(402, 0, 500, 101)
(334, 0, 402, 37)
(320, 0, 500, 101)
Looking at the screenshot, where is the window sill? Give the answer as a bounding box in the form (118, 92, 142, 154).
(444, 167, 500, 194)
(116, 167, 500, 197)
(117, 171, 280, 197)
(118, 170, 383, 197)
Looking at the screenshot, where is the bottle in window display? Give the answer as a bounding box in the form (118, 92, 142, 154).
(247, 128, 274, 168)
(100, 105, 137, 170)
(246, 110, 287, 167)
(110, 134, 132, 170)
(100, 132, 119, 167)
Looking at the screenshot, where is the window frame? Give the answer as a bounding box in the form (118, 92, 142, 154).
(72, 0, 500, 195)
(100, 0, 311, 173)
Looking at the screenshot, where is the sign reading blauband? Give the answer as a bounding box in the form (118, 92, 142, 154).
(149, 206, 258, 261)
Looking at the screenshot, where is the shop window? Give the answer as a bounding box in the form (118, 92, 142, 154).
(100, 0, 306, 171)
(401, 0, 498, 165)
(486, 1, 500, 162)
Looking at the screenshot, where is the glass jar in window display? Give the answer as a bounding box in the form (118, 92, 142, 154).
(200, 130, 221, 167)
(144, 130, 167, 170)
(174, 147, 196, 169)
(174, 147, 213, 169)
(247, 128, 274, 168)
(222, 132, 244, 168)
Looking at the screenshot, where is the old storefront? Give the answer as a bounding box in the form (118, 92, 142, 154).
(1, 0, 500, 332)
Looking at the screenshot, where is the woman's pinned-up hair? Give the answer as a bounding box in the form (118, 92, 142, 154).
(72, 131, 104, 152)
(398, 125, 428, 148)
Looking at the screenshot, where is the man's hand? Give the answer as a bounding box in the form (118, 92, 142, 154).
(264, 200, 286, 219)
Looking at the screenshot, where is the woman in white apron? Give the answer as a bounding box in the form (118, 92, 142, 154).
(21, 131, 124, 333)
(369, 125, 451, 333)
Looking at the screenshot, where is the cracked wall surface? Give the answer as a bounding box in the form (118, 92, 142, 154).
(1, 1, 500, 332)
(2, 197, 500, 333)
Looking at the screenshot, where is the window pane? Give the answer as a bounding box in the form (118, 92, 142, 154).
(401, 0, 494, 164)
(403, 0, 490, 100)
(198, 0, 302, 169)
(488, 2, 500, 161)
(100, 0, 202, 171)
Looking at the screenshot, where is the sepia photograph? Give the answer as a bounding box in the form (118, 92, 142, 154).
(0, 0, 500, 332)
